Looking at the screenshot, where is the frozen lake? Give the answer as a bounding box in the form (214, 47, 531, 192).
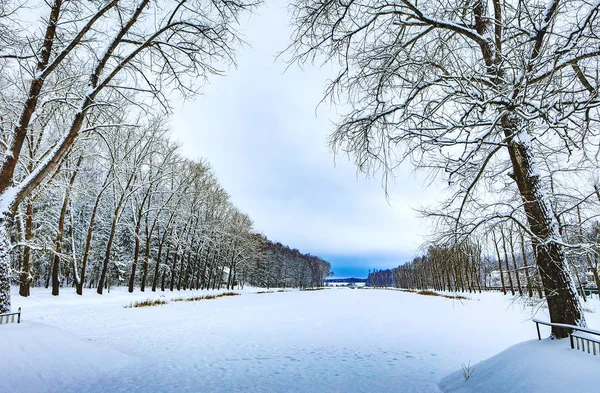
(4, 287, 586, 393)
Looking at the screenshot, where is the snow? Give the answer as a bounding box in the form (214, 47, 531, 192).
(0, 185, 18, 215)
(0, 322, 132, 393)
(539, 0, 558, 31)
(440, 339, 600, 393)
(2, 287, 600, 393)
(0, 225, 11, 313)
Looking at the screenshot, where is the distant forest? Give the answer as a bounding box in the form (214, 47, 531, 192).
(325, 278, 366, 283)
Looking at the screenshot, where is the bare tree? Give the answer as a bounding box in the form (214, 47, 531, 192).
(50, 153, 83, 296)
(285, 0, 600, 337)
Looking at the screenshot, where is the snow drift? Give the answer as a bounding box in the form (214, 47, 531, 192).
(440, 338, 600, 393)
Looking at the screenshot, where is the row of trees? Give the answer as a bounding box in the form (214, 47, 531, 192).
(5, 116, 330, 298)
(0, 0, 260, 312)
(0, 0, 330, 312)
(368, 216, 600, 301)
(243, 237, 330, 289)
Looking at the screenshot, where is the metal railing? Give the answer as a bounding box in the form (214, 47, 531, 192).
(533, 318, 600, 356)
(0, 307, 21, 324)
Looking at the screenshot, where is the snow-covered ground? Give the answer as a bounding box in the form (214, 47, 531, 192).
(440, 338, 600, 393)
(2, 287, 600, 393)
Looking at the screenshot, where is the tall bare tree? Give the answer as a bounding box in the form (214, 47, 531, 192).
(286, 0, 600, 337)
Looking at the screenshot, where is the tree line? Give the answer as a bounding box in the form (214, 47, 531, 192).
(4, 113, 330, 298)
(368, 216, 600, 302)
(243, 236, 330, 289)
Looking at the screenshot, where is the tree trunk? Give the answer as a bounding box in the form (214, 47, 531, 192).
(218, 262, 226, 290)
(207, 247, 220, 290)
(520, 233, 534, 298)
(227, 243, 236, 290)
(529, 245, 544, 298)
(128, 207, 144, 293)
(160, 245, 170, 292)
(98, 170, 137, 295)
(0, 222, 12, 313)
(504, 119, 585, 337)
(45, 264, 51, 289)
(227, 259, 234, 290)
(19, 200, 34, 297)
(200, 248, 210, 289)
(231, 262, 237, 290)
(152, 239, 168, 292)
(51, 193, 68, 296)
(52, 155, 82, 296)
(570, 257, 587, 302)
(69, 206, 80, 289)
(170, 246, 180, 291)
(97, 206, 121, 295)
(194, 251, 204, 290)
(177, 250, 187, 291)
(501, 228, 515, 296)
(181, 251, 192, 290)
(140, 243, 150, 292)
(150, 212, 177, 292)
(140, 212, 153, 292)
(507, 230, 523, 296)
(77, 170, 111, 295)
(577, 205, 600, 291)
(493, 231, 507, 295)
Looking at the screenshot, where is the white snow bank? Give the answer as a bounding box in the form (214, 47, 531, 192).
(3, 288, 600, 393)
(440, 338, 600, 393)
(0, 322, 131, 393)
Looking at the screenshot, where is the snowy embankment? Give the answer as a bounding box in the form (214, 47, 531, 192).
(440, 338, 600, 393)
(1, 287, 600, 393)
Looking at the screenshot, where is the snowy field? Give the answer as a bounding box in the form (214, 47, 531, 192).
(2, 287, 600, 393)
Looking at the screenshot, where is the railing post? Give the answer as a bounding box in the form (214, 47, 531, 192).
(17, 307, 21, 323)
(570, 333, 574, 349)
(536, 321, 541, 340)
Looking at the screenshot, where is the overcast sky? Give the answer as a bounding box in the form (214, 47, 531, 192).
(170, 1, 442, 278)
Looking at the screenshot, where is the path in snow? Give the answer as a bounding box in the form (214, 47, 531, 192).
(5, 287, 599, 393)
